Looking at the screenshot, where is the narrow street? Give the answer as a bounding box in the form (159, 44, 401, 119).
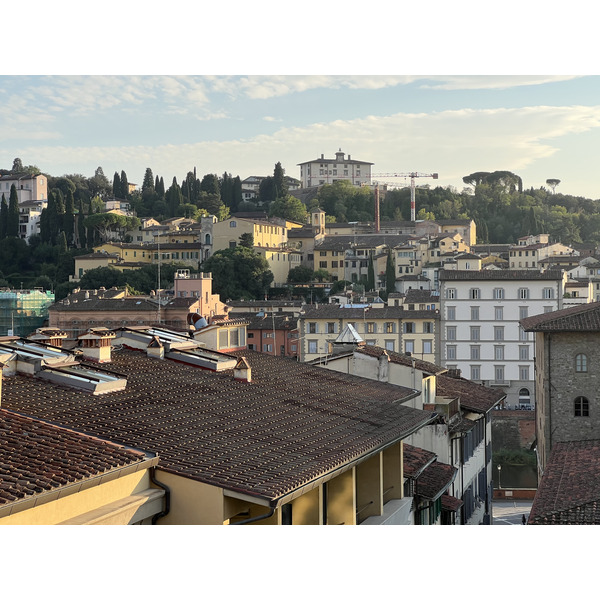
(492, 499, 533, 525)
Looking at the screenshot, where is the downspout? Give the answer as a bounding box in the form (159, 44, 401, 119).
(231, 507, 275, 525)
(150, 467, 171, 524)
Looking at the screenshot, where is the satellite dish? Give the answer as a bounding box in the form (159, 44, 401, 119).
(187, 313, 208, 329)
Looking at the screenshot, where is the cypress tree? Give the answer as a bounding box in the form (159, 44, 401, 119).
(112, 171, 121, 197)
(367, 256, 375, 292)
(0, 194, 7, 240)
(142, 168, 155, 193)
(120, 170, 129, 199)
(7, 184, 19, 237)
(64, 188, 75, 245)
(77, 197, 87, 248)
(385, 250, 396, 296)
(273, 162, 288, 199)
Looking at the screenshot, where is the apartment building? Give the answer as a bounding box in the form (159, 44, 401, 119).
(0, 173, 48, 203)
(509, 233, 578, 269)
(439, 268, 566, 407)
(299, 301, 439, 363)
(297, 149, 373, 188)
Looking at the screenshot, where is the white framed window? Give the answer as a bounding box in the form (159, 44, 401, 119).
(470, 326, 480, 341)
(470, 288, 481, 300)
(519, 326, 529, 341)
(308, 340, 318, 354)
(519, 365, 530, 380)
(576, 353, 588, 373)
(385, 340, 395, 351)
(405, 339, 414, 354)
(494, 345, 504, 360)
(470, 365, 481, 380)
(470, 345, 480, 360)
(495, 306, 504, 321)
(423, 340, 432, 354)
(423, 322, 433, 334)
(494, 365, 505, 382)
(519, 306, 528, 320)
(543, 287, 554, 299)
(494, 326, 504, 341)
(447, 306, 456, 320)
(471, 306, 480, 320)
(493, 288, 505, 299)
(447, 326, 457, 341)
(308, 322, 318, 334)
(446, 288, 456, 299)
(518, 288, 529, 299)
(447, 345, 457, 360)
(519, 345, 529, 360)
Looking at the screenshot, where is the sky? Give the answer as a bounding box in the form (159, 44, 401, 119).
(3, 74, 600, 200)
(3, 3, 599, 204)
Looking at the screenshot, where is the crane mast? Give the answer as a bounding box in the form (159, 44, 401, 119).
(373, 172, 438, 222)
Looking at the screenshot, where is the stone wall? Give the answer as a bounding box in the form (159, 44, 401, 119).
(491, 410, 535, 452)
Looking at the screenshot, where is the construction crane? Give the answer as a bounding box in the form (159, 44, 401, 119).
(373, 172, 439, 222)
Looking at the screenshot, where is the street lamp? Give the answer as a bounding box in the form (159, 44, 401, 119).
(497, 464, 502, 489)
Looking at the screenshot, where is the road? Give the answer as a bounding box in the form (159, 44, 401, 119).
(492, 500, 533, 525)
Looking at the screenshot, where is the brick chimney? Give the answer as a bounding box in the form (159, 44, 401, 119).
(78, 328, 115, 363)
(233, 357, 251, 382)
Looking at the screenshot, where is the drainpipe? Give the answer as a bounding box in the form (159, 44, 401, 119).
(231, 507, 275, 525)
(150, 468, 171, 524)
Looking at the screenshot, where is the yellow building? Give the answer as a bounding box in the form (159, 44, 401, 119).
(213, 216, 289, 253)
(1, 332, 435, 525)
(299, 301, 440, 362)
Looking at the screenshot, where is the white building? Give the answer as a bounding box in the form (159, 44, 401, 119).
(439, 268, 567, 408)
(297, 149, 373, 188)
(0, 173, 48, 203)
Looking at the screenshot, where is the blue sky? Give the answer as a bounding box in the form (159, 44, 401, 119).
(4, 4, 599, 200)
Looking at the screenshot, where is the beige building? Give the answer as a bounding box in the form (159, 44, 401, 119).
(0, 173, 48, 203)
(297, 149, 373, 188)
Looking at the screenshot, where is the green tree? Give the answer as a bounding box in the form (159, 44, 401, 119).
(12, 157, 23, 172)
(112, 171, 121, 197)
(273, 162, 288, 199)
(0, 195, 7, 240)
(7, 184, 19, 237)
(385, 250, 395, 296)
(120, 170, 129, 199)
(367, 255, 375, 292)
(258, 176, 276, 205)
(83, 213, 140, 243)
(287, 265, 314, 284)
(63, 188, 75, 245)
(142, 168, 155, 193)
(202, 246, 274, 300)
(269, 195, 308, 222)
(313, 269, 329, 282)
(239, 232, 254, 248)
(200, 173, 220, 197)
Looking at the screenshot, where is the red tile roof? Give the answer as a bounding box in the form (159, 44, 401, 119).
(0, 408, 154, 508)
(403, 444, 436, 478)
(521, 301, 600, 332)
(415, 461, 457, 501)
(529, 439, 600, 524)
(2, 349, 434, 507)
(436, 374, 505, 413)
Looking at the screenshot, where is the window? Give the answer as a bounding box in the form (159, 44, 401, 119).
(403, 322, 415, 333)
(519, 326, 529, 341)
(366, 322, 376, 333)
(405, 340, 414, 354)
(229, 221, 237, 227)
(494, 365, 505, 383)
(470, 288, 481, 300)
(263, 344, 273, 352)
(518, 288, 529, 299)
(576, 353, 588, 373)
(495, 306, 504, 321)
(447, 345, 457, 360)
(423, 322, 433, 334)
(423, 340, 432, 354)
(519, 388, 531, 404)
(519, 365, 530, 380)
(543, 287, 554, 299)
(470, 345, 480, 360)
(447, 326, 457, 341)
(326, 322, 337, 334)
(494, 326, 504, 341)
(519, 346, 529, 360)
(575, 396, 590, 417)
(519, 306, 528, 320)
(446, 288, 456, 299)
(385, 322, 395, 333)
(308, 322, 318, 334)
(494, 345, 504, 360)
(447, 306, 456, 320)
(470, 326, 480, 341)
(493, 288, 505, 299)
(319, 261, 327, 268)
(470, 365, 481, 380)
(308, 340, 318, 354)
(471, 306, 480, 320)
(385, 340, 395, 351)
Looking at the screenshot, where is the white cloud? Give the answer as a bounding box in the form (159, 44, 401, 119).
(6, 103, 600, 196)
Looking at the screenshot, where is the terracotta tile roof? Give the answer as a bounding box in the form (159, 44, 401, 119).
(439, 269, 563, 281)
(2, 349, 434, 507)
(436, 374, 505, 413)
(354, 345, 446, 375)
(301, 305, 439, 320)
(0, 408, 154, 507)
(403, 444, 436, 478)
(521, 301, 600, 332)
(441, 493, 463, 512)
(415, 461, 457, 501)
(529, 440, 600, 524)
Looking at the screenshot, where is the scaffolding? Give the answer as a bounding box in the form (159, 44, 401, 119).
(0, 289, 55, 337)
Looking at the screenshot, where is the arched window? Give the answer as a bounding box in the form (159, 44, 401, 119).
(574, 396, 590, 417)
(576, 354, 588, 373)
(205, 233, 211, 245)
(519, 388, 531, 405)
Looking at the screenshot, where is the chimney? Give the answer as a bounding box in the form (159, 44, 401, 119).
(147, 335, 165, 360)
(78, 328, 115, 363)
(233, 357, 251, 382)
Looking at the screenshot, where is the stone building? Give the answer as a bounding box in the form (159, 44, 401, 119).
(521, 301, 600, 473)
